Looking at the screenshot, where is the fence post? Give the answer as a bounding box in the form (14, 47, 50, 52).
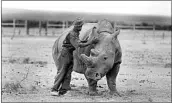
(66, 21, 68, 28)
(13, 19, 16, 35)
(11, 19, 16, 39)
(52, 31, 55, 36)
(18, 29, 21, 35)
(153, 22, 155, 38)
(162, 32, 165, 40)
(113, 21, 117, 30)
(62, 21, 65, 31)
(2, 28, 3, 36)
(133, 23, 135, 31)
(45, 21, 48, 36)
(25, 20, 29, 35)
(39, 21, 42, 36)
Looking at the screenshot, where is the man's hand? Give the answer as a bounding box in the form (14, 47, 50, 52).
(78, 37, 99, 48)
(80, 40, 88, 43)
(91, 37, 99, 44)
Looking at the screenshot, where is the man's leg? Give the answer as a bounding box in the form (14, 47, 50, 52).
(51, 48, 70, 95)
(51, 66, 66, 96)
(58, 52, 73, 95)
(52, 63, 69, 91)
(58, 64, 73, 95)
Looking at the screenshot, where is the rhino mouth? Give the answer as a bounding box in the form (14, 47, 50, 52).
(85, 69, 103, 81)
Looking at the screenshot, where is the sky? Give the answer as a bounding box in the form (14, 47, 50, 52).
(2, 1, 171, 16)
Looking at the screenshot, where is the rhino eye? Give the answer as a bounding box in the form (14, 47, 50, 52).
(103, 57, 108, 60)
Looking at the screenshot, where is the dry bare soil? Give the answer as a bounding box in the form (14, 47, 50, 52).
(1, 30, 171, 102)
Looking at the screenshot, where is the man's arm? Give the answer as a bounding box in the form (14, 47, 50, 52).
(80, 40, 87, 43)
(69, 32, 94, 48)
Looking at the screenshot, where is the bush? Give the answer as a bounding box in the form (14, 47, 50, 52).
(3, 82, 22, 93)
(22, 57, 30, 64)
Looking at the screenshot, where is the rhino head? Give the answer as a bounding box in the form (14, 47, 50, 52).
(80, 21, 121, 81)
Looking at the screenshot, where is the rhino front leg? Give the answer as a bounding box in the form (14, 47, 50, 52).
(106, 63, 121, 96)
(85, 76, 98, 96)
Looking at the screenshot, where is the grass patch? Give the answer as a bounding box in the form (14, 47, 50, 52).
(8, 57, 47, 67)
(164, 63, 171, 68)
(9, 59, 17, 63)
(3, 82, 22, 93)
(22, 57, 30, 64)
(3, 81, 39, 94)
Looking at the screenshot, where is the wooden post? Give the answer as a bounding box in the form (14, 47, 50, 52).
(1, 26, 4, 36)
(13, 19, 16, 35)
(11, 19, 16, 39)
(18, 29, 21, 35)
(133, 23, 135, 31)
(52, 31, 55, 36)
(45, 21, 48, 36)
(66, 21, 68, 28)
(162, 32, 165, 40)
(132, 23, 136, 39)
(162, 32, 165, 43)
(62, 21, 65, 31)
(153, 22, 155, 31)
(153, 22, 155, 38)
(114, 21, 117, 30)
(25, 20, 29, 35)
(39, 21, 42, 36)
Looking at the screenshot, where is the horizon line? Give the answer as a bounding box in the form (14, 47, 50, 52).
(2, 7, 171, 18)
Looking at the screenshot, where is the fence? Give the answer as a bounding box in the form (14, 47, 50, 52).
(2, 19, 156, 37)
(2, 19, 69, 36)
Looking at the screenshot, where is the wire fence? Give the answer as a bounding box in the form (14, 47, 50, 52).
(2, 19, 170, 41)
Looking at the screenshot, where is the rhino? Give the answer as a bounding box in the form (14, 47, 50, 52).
(52, 19, 122, 96)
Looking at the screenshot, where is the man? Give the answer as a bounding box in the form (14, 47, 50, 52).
(51, 18, 99, 96)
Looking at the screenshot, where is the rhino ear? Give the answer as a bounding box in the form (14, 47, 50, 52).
(112, 29, 120, 39)
(88, 26, 98, 40)
(90, 27, 98, 36)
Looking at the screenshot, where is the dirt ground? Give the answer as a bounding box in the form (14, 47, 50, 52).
(1, 30, 171, 102)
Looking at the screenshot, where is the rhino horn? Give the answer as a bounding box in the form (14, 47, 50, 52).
(80, 54, 94, 67)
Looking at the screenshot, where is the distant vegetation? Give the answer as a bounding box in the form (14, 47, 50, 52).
(2, 8, 171, 31)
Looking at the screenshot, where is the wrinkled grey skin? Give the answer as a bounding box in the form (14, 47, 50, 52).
(53, 20, 122, 96)
(79, 25, 122, 96)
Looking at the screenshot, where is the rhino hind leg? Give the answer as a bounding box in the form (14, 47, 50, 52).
(85, 76, 98, 96)
(106, 63, 121, 96)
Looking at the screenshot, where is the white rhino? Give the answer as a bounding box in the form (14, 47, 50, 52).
(52, 19, 122, 96)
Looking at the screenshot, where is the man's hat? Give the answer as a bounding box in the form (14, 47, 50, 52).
(73, 18, 84, 27)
